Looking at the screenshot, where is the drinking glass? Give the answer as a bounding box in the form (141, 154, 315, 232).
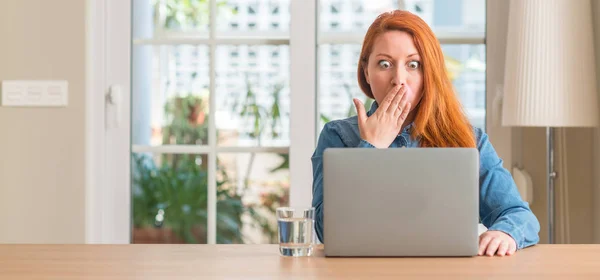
(276, 207, 315, 257)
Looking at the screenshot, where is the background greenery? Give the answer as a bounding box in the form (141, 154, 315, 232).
(132, 81, 288, 244)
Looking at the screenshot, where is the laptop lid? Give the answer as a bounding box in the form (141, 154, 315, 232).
(323, 148, 479, 257)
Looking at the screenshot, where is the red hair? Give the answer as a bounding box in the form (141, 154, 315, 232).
(357, 10, 476, 148)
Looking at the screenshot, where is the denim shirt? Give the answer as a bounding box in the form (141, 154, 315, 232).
(311, 102, 540, 250)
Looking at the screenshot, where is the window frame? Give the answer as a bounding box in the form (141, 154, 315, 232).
(86, 0, 132, 244)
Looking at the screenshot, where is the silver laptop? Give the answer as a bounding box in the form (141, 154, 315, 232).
(322, 148, 479, 257)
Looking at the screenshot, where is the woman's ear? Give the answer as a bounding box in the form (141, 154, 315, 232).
(363, 67, 370, 84)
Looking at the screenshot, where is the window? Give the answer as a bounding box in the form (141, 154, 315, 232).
(129, 0, 485, 245)
(131, 0, 291, 245)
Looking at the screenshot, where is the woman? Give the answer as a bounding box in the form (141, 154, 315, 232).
(311, 10, 540, 257)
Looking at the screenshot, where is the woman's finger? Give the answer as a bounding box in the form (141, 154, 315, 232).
(379, 85, 401, 112)
(397, 102, 411, 127)
(507, 240, 517, 255)
(387, 85, 406, 114)
(397, 92, 408, 115)
(486, 238, 502, 256)
(478, 235, 492, 256)
(496, 241, 509, 256)
(353, 98, 367, 127)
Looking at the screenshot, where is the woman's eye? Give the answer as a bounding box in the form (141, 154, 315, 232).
(378, 60, 392, 69)
(407, 60, 420, 70)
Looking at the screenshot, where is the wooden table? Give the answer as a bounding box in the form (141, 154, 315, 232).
(1, 244, 599, 279)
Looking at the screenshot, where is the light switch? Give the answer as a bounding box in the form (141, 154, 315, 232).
(1, 82, 25, 104)
(1, 80, 68, 107)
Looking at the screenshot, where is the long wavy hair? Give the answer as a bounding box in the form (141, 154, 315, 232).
(357, 10, 476, 148)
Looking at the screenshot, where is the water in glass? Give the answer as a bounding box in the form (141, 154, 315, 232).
(277, 207, 314, 257)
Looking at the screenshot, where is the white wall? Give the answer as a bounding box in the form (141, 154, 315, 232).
(486, 0, 513, 169)
(0, 0, 86, 243)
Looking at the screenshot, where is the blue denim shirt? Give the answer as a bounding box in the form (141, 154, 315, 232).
(311, 102, 540, 249)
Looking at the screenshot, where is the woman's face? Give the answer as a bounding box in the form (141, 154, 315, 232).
(364, 30, 423, 119)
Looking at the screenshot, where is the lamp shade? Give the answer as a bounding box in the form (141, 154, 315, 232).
(502, 0, 599, 127)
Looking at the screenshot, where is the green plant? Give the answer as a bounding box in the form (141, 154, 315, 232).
(153, 0, 233, 30)
(132, 92, 287, 244)
(229, 79, 289, 241)
(132, 153, 210, 243)
(233, 79, 285, 182)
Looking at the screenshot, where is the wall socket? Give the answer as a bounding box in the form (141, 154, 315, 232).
(1, 80, 68, 107)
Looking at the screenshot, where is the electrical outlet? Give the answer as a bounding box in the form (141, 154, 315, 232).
(1, 80, 68, 107)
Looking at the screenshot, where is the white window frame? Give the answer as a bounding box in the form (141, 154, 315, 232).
(87, 0, 507, 244)
(86, 0, 132, 244)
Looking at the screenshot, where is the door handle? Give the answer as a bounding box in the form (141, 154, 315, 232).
(106, 85, 123, 128)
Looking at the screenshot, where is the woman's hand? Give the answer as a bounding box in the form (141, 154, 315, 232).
(353, 85, 411, 149)
(478, 230, 517, 256)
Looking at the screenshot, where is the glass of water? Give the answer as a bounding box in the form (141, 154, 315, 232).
(276, 207, 315, 257)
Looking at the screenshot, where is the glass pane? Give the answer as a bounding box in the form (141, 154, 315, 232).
(143, 0, 291, 36)
(132, 152, 208, 244)
(216, 45, 290, 147)
(216, 153, 290, 244)
(442, 44, 486, 131)
(318, 44, 372, 131)
(317, 44, 486, 132)
(132, 45, 210, 146)
(217, 0, 290, 33)
(403, 0, 486, 34)
(132, 0, 157, 40)
(153, 0, 210, 34)
(319, 0, 398, 33)
(319, 0, 484, 34)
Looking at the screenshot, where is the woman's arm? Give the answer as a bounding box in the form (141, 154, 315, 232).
(311, 122, 375, 243)
(477, 130, 540, 250)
